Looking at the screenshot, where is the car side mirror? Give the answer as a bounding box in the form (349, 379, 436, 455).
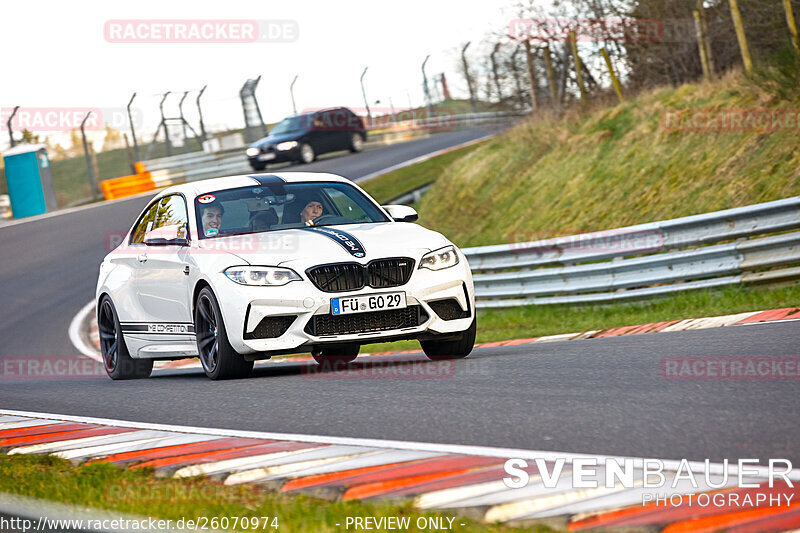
(144, 224, 189, 246)
(382, 205, 419, 223)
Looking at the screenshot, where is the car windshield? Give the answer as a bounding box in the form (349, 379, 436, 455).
(269, 116, 303, 136)
(194, 181, 389, 239)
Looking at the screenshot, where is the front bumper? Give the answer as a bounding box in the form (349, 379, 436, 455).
(213, 259, 475, 355)
(248, 146, 298, 166)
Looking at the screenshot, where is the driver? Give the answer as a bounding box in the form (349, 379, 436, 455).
(201, 202, 224, 236)
(300, 200, 323, 226)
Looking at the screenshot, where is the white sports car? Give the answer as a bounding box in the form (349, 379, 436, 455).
(96, 172, 476, 380)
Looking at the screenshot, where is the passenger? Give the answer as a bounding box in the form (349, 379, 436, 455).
(201, 203, 224, 236)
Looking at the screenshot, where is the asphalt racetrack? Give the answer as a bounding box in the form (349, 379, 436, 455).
(1, 127, 798, 465)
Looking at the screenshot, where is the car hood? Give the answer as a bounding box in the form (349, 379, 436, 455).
(198, 222, 451, 269)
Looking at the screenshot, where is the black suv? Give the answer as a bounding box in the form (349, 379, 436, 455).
(246, 107, 367, 170)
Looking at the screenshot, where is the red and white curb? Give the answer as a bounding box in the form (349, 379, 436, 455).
(70, 305, 800, 371)
(1, 410, 799, 531)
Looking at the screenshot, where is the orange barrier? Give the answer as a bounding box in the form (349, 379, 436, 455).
(100, 163, 154, 200)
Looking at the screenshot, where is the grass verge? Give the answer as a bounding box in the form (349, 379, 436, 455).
(415, 68, 800, 247)
(360, 141, 486, 204)
(0, 454, 556, 533)
(360, 283, 800, 353)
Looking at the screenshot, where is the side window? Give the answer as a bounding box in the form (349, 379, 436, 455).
(326, 188, 369, 222)
(152, 195, 188, 239)
(130, 201, 160, 244)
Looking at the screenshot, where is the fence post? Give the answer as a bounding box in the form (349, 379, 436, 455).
(80, 112, 99, 200)
(523, 39, 539, 111)
(728, 0, 753, 72)
(784, 0, 800, 53)
(196, 85, 208, 144)
(600, 48, 624, 101)
(6, 106, 19, 148)
(568, 30, 587, 106)
(693, 10, 712, 81)
(461, 42, 478, 113)
(543, 43, 558, 106)
(126, 93, 140, 162)
(697, 1, 715, 74)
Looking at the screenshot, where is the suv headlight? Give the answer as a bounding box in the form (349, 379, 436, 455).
(276, 141, 298, 151)
(419, 245, 460, 271)
(224, 266, 301, 286)
(246, 147, 260, 157)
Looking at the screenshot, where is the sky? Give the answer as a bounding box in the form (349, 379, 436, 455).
(1, 0, 518, 150)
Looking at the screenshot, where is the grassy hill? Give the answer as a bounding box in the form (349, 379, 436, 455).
(416, 66, 800, 247)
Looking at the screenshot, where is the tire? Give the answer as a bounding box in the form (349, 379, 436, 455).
(299, 143, 315, 164)
(349, 133, 364, 153)
(97, 296, 153, 380)
(312, 343, 359, 365)
(420, 318, 476, 361)
(250, 161, 267, 171)
(194, 287, 254, 380)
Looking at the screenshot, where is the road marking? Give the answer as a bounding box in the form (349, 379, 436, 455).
(68, 300, 101, 361)
(0, 408, 795, 481)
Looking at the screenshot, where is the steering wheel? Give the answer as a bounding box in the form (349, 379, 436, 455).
(310, 214, 340, 225)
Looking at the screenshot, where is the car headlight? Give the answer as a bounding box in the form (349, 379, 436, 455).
(246, 147, 260, 157)
(224, 266, 302, 286)
(419, 245, 460, 271)
(276, 141, 298, 151)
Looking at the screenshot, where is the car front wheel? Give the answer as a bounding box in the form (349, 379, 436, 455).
(299, 143, 315, 164)
(420, 318, 476, 361)
(195, 287, 253, 380)
(98, 296, 153, 380)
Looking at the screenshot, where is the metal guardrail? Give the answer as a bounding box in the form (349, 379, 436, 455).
(141, 111, 525, 188)
(463, 197, 800, 308)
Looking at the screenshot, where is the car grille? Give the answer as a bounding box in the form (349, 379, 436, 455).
(244, 315, 296, 340)
(307, 258, 414, 293)
(305, 306, 427, 336)
(367, 258, 414, 288)
(428, 299, 470, 321)
(306, 263, 365, 292)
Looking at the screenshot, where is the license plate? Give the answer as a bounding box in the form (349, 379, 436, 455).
(258, 152, 276, 161)
(332, 292, 406, 315)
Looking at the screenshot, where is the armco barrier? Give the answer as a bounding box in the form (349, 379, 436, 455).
(463, 196, 800, 308)
(139, 111, 525, 189)
(100, 163, 154, 200)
